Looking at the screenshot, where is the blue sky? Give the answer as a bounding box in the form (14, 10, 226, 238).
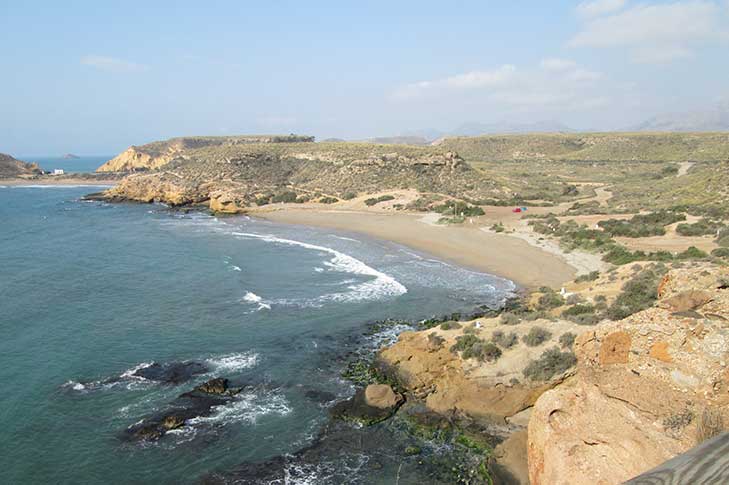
(2, 0, 728, 154)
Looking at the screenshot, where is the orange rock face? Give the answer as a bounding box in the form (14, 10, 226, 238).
(598, 331, 631, 365)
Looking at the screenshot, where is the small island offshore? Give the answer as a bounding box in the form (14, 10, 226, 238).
(6, 131, 717, 483)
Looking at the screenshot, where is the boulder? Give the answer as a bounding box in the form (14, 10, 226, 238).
(132, 361, 208, 384)
(364, 384, 403, 409)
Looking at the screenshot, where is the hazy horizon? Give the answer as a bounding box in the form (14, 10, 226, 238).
(3, 0, 729, 154)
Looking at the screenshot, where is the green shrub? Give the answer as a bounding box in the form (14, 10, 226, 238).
(342, 191, 357, 200)
(537, 289, 564, 310)
(606, 266, 665, 320)
(523, 347, 577, 381)
(270, 191, 298, 203)
(559, 332, 576, 349)
(491, 222, 505, 233)
(364, 195, 396, 206)
(492, 330, 518, 349)
(677, 246, 708, 260)
(568, 314, 601, 325)
(439, 321, 462, 331)
(711, 248, 729, 258)
(500, 312, 520, 325)
(598, 211, 685, 238)
(450, 335, 502, 362)
(574, 271, 600, 283)
(561, 304, 596, 317)
(676, 219, 723, 236)
(433, 201, 485, 217)
(255, 195, 272, 206)
(522, 327, 552, 347)
(319, 196, 338, 204)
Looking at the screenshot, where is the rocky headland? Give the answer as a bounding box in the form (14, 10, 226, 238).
(0, 153, 42, 178)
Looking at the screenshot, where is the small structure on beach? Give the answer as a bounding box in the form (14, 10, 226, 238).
(52, 169, 65, 175)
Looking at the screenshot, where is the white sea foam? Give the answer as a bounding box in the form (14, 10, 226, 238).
(188, 390, 290, 426)
(241, 291, 271, 311)
(231, 265, 242, 272)
(329, 235, 360, 243)
(205, 352, 259, 373)
(231, 232, 407, 303)
(119, 361, 155, 380)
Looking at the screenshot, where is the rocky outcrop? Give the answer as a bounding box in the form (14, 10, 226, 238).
(528, 263, 729, 485)
(0, 153, 42, 178)
(378, 318, 580, 423)
(96, 135, 315, 172)
(95, 140, 501, 212)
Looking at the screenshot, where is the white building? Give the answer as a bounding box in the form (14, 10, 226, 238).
(52, 169, 65, 175)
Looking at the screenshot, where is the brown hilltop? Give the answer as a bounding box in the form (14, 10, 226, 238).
(0, 153, 42, 178)
(95, 137, 503, 212)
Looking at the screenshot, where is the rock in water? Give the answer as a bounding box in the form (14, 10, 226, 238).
(331, 385, 404, 425)
(132, 361, 208, 384)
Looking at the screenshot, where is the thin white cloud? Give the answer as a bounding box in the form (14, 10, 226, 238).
(576, 0, 627, 19)
(393, 65, 516, 99)
(391, 60, 605, 113)
(80, 55, 147, 72)
(540, 58, 577, 71)
(569, 0, 729, 63)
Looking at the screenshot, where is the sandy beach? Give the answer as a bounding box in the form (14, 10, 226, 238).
(254, 207, 579, 289)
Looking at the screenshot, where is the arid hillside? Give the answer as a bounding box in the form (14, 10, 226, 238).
(0, 153, 42, 178)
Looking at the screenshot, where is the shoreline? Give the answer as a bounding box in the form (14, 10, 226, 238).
(0, 177, 118, 186)
(252, 207, 580, 289)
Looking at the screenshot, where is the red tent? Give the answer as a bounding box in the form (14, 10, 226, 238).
(512, 207, 522, 213)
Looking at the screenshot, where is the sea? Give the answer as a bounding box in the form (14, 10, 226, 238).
(0, 183, 515, 484)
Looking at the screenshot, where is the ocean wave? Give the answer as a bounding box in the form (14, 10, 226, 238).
(205, 351, 259, 373)
(241, 291, 271, 311)
(231, 231, 407, 303)
(8, 184, 115, 189)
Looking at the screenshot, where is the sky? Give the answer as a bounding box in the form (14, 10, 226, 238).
(2, 0, 729, 155)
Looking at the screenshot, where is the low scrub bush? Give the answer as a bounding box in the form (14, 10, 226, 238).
(522, 327, 552, 347)
(561, 304, 596, 317)
(433, 201, 485, 217)
(559, 332, 576, 349)
(427, 333, 445, 349)
(490, 222, 505, 233)
(712, 248, 729, 258)
(439, 321, 462, 331)
(676, 219, 723, 236)
(450, 335, 502, 362)
(319, 196, 338, 204)
(606, 266, 666, 320)
(523, 347, 577, 381)
(537, 289, 564, 310)
(574, 271, 600, 283)
(677, 246, 708, 260)
(364, 194, 395, 206)
(492, 330, 518, 349)
(598, 211, 685, 238)
(342, 191, 357, 200)
(500, 312, 520, 325)
(270, 191, 298, 203)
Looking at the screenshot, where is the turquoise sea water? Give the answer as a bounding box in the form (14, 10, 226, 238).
(0, 186, 514, 484)
(18, 156, 110, 173)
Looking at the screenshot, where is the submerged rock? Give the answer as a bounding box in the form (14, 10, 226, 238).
(124, 377, 245, 442)
(132, 361, 208, 384)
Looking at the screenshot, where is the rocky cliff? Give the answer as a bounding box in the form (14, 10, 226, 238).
(96, 135, 315, 172)
(528, 263, 729, 485)
(0, 153, 42, 178)
(96, 140, 501, 211)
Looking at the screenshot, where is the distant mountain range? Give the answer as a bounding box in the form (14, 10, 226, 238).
(629, 104, 729, 132)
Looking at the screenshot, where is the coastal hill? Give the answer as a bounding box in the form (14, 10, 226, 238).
(95, 138, 506, 212)
(437, 132, 729, 162)
(96, 134, 316, 172)
(0, 153, 42, 178)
